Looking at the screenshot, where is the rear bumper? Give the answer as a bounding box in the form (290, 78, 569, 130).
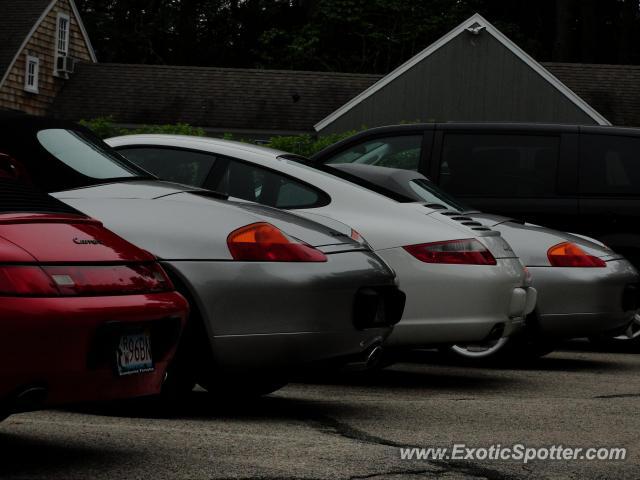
(211, 330, 389, 373)
(375, 249, 534, 347)
(165, 249, 402, 372)
(0, 293, 188, 408)
(529, 259, 639, 338)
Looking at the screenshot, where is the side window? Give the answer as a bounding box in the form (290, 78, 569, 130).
(118, 147, 216, 186)
(325, 135, 423, 170)
(54, 12, 70, 76)
(213, 159, 325, 209)
(580, 134, 640, 196)
(439, 134, 560, 197)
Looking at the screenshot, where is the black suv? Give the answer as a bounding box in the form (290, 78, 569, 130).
(312, 123, 640, 266)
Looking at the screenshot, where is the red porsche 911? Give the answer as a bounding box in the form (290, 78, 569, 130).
(0, 174, 188, 420)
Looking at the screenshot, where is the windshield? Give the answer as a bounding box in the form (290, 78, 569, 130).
(38, 129, 141, 180)
(409, 179, 471, 212)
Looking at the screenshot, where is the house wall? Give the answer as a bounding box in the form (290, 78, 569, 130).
(0, 0, 93, 115)
(318, 32, 597, 134)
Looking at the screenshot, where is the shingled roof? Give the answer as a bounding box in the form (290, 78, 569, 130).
(52, 63, 380, 133)
(0, 0, 52, 81)
(51, 61, 640, 133)
(543, 62, 640, 128)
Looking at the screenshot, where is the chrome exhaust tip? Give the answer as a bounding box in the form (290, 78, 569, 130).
(365, 345, 384, 369)
(343, 342, 385, 372)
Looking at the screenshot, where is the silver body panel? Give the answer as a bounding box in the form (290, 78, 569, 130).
(54, 181, 399, 373)
(324, 163, 640, 339)
(108, 135, 538, 346)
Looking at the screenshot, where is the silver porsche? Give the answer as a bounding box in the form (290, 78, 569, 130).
(0, 115, 406, 397)
(107, 134, 538, 361)
(326, 164, 640, 356)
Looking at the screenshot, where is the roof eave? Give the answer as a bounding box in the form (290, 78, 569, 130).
(313, 13, 611, 132)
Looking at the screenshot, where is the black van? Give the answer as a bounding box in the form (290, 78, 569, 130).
(312, 123, 640, 266)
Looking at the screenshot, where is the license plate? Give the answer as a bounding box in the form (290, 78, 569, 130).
(115, 330, 154, 376)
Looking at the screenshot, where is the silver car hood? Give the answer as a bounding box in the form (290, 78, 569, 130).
(53, 181, 363, 260)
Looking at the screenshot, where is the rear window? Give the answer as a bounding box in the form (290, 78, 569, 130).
(37, 129, 141, 180)
(439, 134, 560, 198)
(579, 134, 640, 195)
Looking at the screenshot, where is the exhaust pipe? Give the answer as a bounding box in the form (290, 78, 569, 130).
(365, 345, 384, 368)
(484, 323, 505, 343)
(11, 386, 47, 414)
(343, 342, 384, 371)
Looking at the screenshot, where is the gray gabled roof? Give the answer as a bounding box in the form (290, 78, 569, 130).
(0, 0, 53, 79)
(543, 63, 640, 129)
(313, 13, 611, 131)
(51, 63, 380, 133)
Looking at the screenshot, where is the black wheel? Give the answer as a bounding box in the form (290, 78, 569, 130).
(157, 270, 212, 402)
(589, 313, 640, 350)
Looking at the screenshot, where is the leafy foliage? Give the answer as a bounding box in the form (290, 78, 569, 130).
(76, 0, 640, 72)
(79, 116, 124, 138)
(79, 116, 358, 157)
(266, 131, 359, 157)
(79, 117, 206, 139)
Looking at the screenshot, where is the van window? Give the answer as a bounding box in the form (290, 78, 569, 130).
(325, 135, 422, 170)
(579, 134, 640, 195)
(439, 134, 560, 197)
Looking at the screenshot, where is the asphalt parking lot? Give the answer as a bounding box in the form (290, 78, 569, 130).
(1, 343, 639, 480)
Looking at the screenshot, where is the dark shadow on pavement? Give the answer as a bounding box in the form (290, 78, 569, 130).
(65, 389, 354, 423)
(395, 347, 633, 373)
(560, 338, 640, 355)
(298, 357, 524, 391)
(0, 431, 132, 478)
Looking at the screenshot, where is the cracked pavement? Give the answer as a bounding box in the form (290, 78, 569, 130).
(1, 343, 639, 479)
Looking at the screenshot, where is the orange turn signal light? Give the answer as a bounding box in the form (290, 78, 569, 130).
(547, 242, 606, 268)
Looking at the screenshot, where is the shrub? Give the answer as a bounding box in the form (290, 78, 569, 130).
(79, 116, 207, 139)
(266, 130, 359, 157)
(79, 116, 360, 157)
(79, 116, 125, 138)
(128, 123, 207, 137)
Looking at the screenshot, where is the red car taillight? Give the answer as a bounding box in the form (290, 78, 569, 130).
(547, 242, 606, 268)
(0, 262, 173, 296)
(0, 266, 58, 295)
(403, 239, 497, 265)
(227, 222, 327, 262)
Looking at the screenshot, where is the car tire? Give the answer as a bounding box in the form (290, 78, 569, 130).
(157, 271, 214, 401)
(589, 313, 640, 350)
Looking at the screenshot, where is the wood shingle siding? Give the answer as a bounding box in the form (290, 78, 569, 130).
(0, 0, 94, 115)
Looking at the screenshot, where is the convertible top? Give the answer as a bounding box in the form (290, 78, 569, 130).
(0, 113, 149, 193)
(0, 178, 83, 216)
